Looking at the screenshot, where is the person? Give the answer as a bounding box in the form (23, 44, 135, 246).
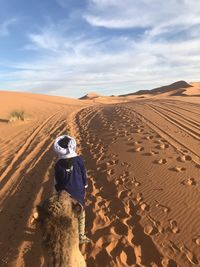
(53, 134, 90, 244)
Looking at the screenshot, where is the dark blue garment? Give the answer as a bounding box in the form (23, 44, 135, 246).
(54, 156, 87, 207)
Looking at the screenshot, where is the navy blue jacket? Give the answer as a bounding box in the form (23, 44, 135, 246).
(54, 156, 87, 206)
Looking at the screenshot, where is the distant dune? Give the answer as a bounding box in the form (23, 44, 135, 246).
(183, 82, 200, 96)
(80, 81, 200, 103)
(79, 91, 131, 104)
(119, 80, 195, 97)
(79, 92, 102, 100)
(80, 81, 200, 100)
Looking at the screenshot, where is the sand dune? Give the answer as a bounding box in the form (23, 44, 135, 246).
(183, 82, 200, 96)
(119, 80, 200, 98)
(0, 89, 200, 267)
(80, 92, 102, 100)
(74, 99, 200, 267)
(0, 92, 90, 267)
(80, 92, 131, 104)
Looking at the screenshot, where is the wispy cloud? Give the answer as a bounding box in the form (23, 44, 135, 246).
(84, 0, 200, 32)
(0, 0, 200, 97)
(84, 0, 200, 59)
(2, 31, 200, 97)
(0, 18, 18, 37)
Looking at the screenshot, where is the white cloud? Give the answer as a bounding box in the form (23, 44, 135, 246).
(26, 22, 69, 52)
(84, 0, 200, 34)
(0, 18, 18, 37)
(28, 32, 61, 51)
(1, 1, 200, 97)
(2, 32, 200, 97)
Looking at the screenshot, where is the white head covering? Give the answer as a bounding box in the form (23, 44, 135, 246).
(54, 135, 77, 159)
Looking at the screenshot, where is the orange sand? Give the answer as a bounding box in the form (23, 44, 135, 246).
(0, 84, 200, 267)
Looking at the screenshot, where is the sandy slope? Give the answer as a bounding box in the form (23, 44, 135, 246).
(73, 98, 200, 267)
(184, 83, 200, 96)
(0, 91, 200, 267)
(0, 92, 91, 267)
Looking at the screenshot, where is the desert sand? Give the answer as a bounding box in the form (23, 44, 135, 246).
(0, 82, 200, 267)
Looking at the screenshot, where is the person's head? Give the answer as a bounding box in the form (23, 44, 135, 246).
(54, 135, 77, 159)
(58, 136, 71, 149)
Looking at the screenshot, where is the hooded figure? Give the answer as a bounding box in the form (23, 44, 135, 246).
(53, 135, 90, 244)
(54, 135, 77, 159)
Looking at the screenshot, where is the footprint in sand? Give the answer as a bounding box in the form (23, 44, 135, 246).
(117, 171, 131, 185)
(177, 155, 192, 162)
(106, 159, 119, 166)
(133, 141, 142, 145)
(143, 150, 159, 156)
(169, 220, 179, 234)
(118, 189, 132, 201)
(187, 178, 196, 185)
(120, 170, 130, 178)
(136, 129, 144, 133)
(147, 215, 164, 234)
(171, 166, 186, 172)
(180, 245, 199, 265)
(194, 237, 200, 246)
(133, 146, 144, 152)
(129, 176, 141, 187)
(161, 258, 177, 267)
(182, 177, 197, 186)
(144, 224, 158, 236)
(125, 130, 131, 136)
(115, 179, 120, 185)
(136, 193, 143, 203)
(164, 240, 180, 253)
(162, 241, 180, 256)
(144, 135, 154, 140)
(155, 201, 170, 213)
(154, 159, 167, 164)
(156, 144, 170, 149)
(107, 169, 115, 176)
(139, 202, 150, 211)
(121, 161, 131, 167)
(134, 181, 141, 187)
(110, 153, 118, 159)
(133, 193, 142, 205)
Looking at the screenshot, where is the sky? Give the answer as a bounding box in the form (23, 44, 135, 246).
(0, 0, 200, 98)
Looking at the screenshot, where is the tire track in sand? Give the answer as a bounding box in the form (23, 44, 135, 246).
(0, 109, 70, 266)
(0, 109, 64, 183)
(147, 104, 200, 140)
(124, 103, 200, 164)
(107, 102, 200, 267)
(0, 109, 67, 208)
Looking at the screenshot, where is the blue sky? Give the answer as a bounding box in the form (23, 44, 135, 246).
(0, 0, 200, 98)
